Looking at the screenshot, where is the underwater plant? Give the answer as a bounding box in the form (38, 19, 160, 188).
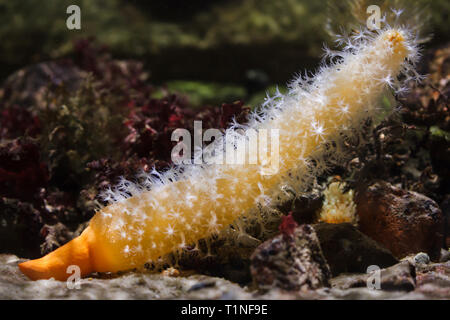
(19, 23, 422, 281)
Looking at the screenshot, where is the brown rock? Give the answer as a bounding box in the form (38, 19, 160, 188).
(356, 181, 444, 260)
(331, 261, 416, 291)
(440, 195, 450, 249)
(313, 223, 398, 276)
(250, 224, 331, 292)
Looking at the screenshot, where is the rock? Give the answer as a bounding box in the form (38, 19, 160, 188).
(276, 189, 323, 224)
(163, 209, 284, 287)
(440, 195, 450, 249)
(414, 252, 430, 265)
(0, 254, 251, 299)
(313, 223, 398, 276)
(440, 249, 450, 262)
(250, 224, 331, 292)
(415, 261, 450, 284)
(356, 181, 444, 260)
(331, 261, 416, 291)
(2, 253, 449, 300)
(372, 261, 416, 291)
(169, 224, 271, 286)
(175, 243, 255, 286)
(40, 223, 75, 255)
(415, 261, 450, 299)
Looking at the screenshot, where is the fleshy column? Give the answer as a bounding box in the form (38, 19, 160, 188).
(20, 29, 417, 280)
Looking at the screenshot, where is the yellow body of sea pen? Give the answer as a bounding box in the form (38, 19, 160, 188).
(19, 28, 419, 281)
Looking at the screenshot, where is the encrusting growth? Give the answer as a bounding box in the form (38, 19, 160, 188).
(319, 182, 357, 225)
(19, 25, 421, 281)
